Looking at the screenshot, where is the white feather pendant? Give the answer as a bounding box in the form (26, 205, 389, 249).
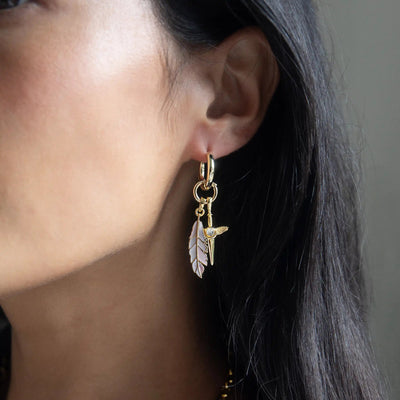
(188, 218, 208, 278)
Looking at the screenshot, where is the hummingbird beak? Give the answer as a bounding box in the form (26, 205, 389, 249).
(208, 238, 215, 265)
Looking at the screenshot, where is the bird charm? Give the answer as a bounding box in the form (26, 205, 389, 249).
(203, 225, 228, 266)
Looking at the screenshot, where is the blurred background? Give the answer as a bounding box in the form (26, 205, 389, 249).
(317, 1, 400, 398)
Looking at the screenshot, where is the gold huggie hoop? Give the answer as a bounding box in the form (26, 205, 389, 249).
(199, 153, 215, 190)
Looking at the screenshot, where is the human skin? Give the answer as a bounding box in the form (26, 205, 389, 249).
(0, 0, 280, 399)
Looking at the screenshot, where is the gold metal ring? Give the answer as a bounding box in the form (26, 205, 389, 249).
(193, 181, 218, 203)
(199, 153, 215, 190)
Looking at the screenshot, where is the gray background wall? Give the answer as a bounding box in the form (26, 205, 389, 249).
(317, 1, 400, 398)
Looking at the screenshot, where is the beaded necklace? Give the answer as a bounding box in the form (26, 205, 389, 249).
(218, 368, 234, 399)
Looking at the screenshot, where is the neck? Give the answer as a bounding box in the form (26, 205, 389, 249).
(0, 161, 228, 400)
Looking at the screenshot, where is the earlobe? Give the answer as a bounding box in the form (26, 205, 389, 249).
(187, 27, 280, 162)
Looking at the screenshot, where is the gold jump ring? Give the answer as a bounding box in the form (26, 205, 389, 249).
(193, 181, 218, 203)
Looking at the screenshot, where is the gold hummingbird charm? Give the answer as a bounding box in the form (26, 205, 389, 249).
(203, 197, 228, 266)
(188, 154, 229, 278)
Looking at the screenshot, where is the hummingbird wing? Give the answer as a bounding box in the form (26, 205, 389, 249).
(188, 219, 208, 278)
(215, 226, 229, 236)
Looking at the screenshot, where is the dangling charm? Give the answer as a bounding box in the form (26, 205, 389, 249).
(188, 201, 209, 279)
(188, 153, 229, 278)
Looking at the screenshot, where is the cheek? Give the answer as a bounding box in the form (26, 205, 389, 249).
(0, 15, 176, 294)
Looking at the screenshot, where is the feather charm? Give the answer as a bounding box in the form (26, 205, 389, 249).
(188, 217, 209, 278)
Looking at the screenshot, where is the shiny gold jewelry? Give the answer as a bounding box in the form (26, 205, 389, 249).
(188, 153, 229, 278)
(218, 368, 234, 399)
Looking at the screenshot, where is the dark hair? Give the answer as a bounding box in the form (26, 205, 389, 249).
(148, 1, 386, 399)
(0, 1, 387, 399)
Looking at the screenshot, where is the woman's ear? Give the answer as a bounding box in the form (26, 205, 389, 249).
(182, 26, 280, 162)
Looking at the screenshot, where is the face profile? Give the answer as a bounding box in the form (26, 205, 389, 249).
(0, 1, 387, 400)
(0, 0, 196, 295)
(0, 1, 280, 397)
(0, 0, 279, 298)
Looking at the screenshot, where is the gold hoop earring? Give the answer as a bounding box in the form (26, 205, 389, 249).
(188, 153, 229, 278)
